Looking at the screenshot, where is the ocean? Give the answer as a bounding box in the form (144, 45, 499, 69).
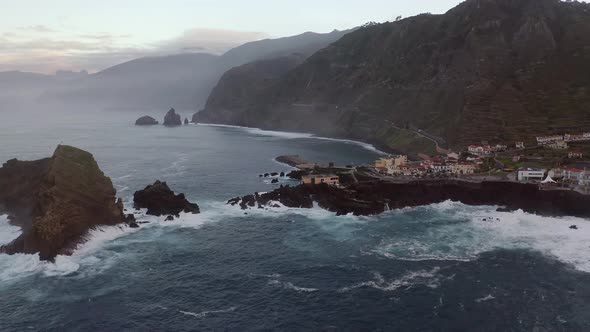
(1, 109, 590, 331)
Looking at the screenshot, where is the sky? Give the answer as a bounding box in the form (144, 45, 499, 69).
(0, 1, 465, 74)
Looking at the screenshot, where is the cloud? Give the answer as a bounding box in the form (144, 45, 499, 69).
(17, 25, 56, 33)
(155, 28, 268, 54)
(0, 27, 267, 74)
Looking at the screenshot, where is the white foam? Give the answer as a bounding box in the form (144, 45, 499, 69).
(340, 267, 441, 292)
(0, 214, 21, 245)
(218, 200, 364, 223)
(268, 279, 319, 293)
(373, 201, 590, 272)
(179, 307, 237, 318)
(475, 294, 496, 303)
(0, 223, 141, 282)
(197, 123, 386, 154)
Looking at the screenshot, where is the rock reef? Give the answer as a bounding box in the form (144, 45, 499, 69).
(133, 180, 200, 216)
(0, 145, 128, 261)
(229, 180, 590, 218)
(135, 116, 159, 126)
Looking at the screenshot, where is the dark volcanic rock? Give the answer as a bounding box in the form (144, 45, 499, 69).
(163, 108, 182, 126)
(230, 180, 590, 218)
(133, 180, 200, 216)
(0, 145, 126, 261)
(135, 116, 158, 126)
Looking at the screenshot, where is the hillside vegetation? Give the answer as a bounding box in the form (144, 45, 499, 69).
(195, 0, 590, 153)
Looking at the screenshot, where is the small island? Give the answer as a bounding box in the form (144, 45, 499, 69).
(0, 145, 133, 261)
(163, 108, 182, 126)
(135, 116, 159, 126)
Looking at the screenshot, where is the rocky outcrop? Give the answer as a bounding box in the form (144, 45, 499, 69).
(0, 145, 128, 261)
(133, 180, 200, 216)
(275, 155, 312, 168)
(135, 116, 159, 126)
(229, 180, 590, 218)
(195, 0, 590, 153)
(163, 108, 182, 126)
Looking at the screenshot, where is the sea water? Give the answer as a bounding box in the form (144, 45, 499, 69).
(1, 109, 590, 331)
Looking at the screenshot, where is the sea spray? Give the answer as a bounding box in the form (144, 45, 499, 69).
(372, 201, 590, 272)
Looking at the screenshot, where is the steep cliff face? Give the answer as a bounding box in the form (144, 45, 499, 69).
(0, 145, 126, 261)
(196, 0, 590, 152)
(193, 54, 305, 124)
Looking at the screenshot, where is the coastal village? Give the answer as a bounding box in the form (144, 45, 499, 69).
(275, 131, 590, 194)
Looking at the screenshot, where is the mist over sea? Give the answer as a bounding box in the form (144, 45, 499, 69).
(2, 109, 590, 331)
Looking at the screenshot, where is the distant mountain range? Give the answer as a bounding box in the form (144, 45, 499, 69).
(194, 0, 590, 154)
(0, 29, 349, 111)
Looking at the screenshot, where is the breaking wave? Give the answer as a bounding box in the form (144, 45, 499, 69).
(0, 214, 21, 245)
(268, 279, 319, 293)
(179, 307, 237, 318)
(197, 123, 386, 154)
(371, 201, 590, 272)
(339, 268, 442, 292)
(0, 207, 211, 283)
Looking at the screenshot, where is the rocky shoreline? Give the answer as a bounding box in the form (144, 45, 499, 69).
(133, 180, 200, 217)
(229, 180, 590, 218)
(0, 146, 200, 261)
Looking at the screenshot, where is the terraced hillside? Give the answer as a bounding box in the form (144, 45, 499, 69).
(194, 0, 590, 153)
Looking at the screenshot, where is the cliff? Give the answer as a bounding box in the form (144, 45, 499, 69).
(193, 54, 305, 124)
(195, 0, 590, 153)
(230, 180, 590, 218)
(0, 145, 126, 261)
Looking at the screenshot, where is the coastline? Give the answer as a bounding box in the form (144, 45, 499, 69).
(230, 179, 590, 219)
(195, 122, 389, 155)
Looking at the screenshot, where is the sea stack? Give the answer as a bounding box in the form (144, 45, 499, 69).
(0, 145, 128, 261)
(163, 108, 182, 126)
(135, 116, 159, 126)
(133, 180, 200, 216)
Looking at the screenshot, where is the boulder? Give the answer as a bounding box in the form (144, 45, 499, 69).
(135, 116, 159, 126)
(0, 145, 126, 261)
(133, 180, 200, 216)
(163, 108, 182, 126)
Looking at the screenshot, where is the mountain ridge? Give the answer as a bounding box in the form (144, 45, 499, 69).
(194, 0, 590, 154)
(6, 30, 350, 111)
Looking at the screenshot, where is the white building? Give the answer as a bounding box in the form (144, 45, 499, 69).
(517, 168, 546, 182)
(563, 168, 590, 186)
(547, 140, 568, 150)
(536, 135, 564, 145)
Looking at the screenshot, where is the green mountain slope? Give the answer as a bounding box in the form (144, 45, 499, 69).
(195, 0, 590, 153)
